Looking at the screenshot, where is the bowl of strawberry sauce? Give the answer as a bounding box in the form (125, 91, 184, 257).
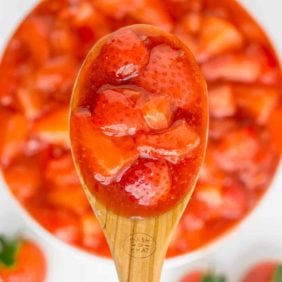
(0, 0, 281, 267)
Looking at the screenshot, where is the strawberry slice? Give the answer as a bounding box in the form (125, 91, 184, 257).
(98, 29, 149, 81)
(0, 113, 29, 165)
(16, 87, 43, 119)
(71, 109, 138, 185)
(208, 84, 236, 118)
(135, 44, 197, 109)
(47, 184, 89, 215)
(92, 88, 147, 136)
(197, 16, 244, 62)
(45, 154, 80, 187)
(137, 119, 200, 164)
(137, 95, 173, 130)
(94, 0, 172, 31)
(234, 85, 278, 124)
(121, 159, 171, 206)
(4, 158, 41, 203)
(201, 53, 261, 83)
(33, 106, 69, 147)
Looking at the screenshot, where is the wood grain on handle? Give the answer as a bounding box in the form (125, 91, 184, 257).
(84, 187, 194, 282)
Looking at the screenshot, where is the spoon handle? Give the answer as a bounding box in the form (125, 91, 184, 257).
(84, 188, 192, 282)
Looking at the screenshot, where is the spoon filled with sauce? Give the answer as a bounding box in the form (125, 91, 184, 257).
(70, 24, 208, 282)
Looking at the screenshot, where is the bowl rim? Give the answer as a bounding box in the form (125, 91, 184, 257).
(1, 162, 281, 269)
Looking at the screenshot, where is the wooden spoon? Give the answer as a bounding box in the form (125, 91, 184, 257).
(70, 24, 208, 282)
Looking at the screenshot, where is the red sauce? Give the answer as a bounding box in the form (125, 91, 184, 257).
(70, 25, 208, 217)
(0, 0, 281, 258)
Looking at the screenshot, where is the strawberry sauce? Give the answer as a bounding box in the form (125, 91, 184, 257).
(70, 26, 208, 217)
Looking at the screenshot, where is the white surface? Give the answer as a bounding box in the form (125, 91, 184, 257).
(1, 1, 282, 281)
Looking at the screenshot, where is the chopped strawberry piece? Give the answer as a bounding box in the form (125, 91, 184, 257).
(45, 154, 80, 187)
(208, 84, 236, 118)
(137, 119, 200, 164)
(220, 184, 247, 219)
(0, 113, 29, 165)
(34, 56, 78, 98)
(31, 207, 81, 245)
(137, 95, 173, 130)
(201, 53, 261, 83)
(214, 127, 259, 172)
(47, 184, 89, 215)
(16, 87, 43, 119)
(17, 17, 50, 65)
(121, 159, 171, 206)
(92, 88, 147, 136)
(196, 184, 223, 210)
(98, 29, 149, 81)
(130, 0, 173, 31)
(94, 0, 172, 31)
(33, 106, 69, 146)
(71, 109, 138, 185)
(3, 158, 41, 203)
(135, 44, 197, 109)
(80, 213, 104, 250)
(234, 85, 278, 124)
(197, 16, 244, 62)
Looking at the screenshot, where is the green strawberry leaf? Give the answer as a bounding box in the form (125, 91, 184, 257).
(0, 236, 20, 268)
(273, 264, 282, 282)
(202, 273, 226, 282)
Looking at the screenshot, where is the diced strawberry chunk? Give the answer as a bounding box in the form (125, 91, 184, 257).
(137, 119, 200, 164)
(47, 184, 89, 215)
(16, 87, 43, 119)
(31, 207, 81, 245)
(196, 184, 223, 209)
(130, 0, 173, 31)
(45, 154, 80, 187)
(92, 89, 147, 136)
(220, 184, 247, 219)
(98, 29, 149, 81)
(121, 159, 171, 206)
(135, 44, 197, 109)
(94, 0, 172, 31)
(33, 106, 69, 147)
(34, 56, 78, 98)
(214, 127, 259, 172)
(17, 17, 50, 65)
(208, 84, 236, 118)
(234, 85, 278, 124)
(3, 158, 41, 203)
(201, 53, 261, 83)
(197, 16, 244, 62)
(71, 109, 138, 185)
(0, 113, 29, 165)
(80, 213, 104, 250)
(137, 95, 173, 130)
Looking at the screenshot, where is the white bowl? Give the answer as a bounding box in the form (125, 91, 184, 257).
(0, 0, 281, 280)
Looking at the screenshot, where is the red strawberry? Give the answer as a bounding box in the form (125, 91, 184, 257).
(71, 109, 138, 185)
(121, 159, 171, 206)
(137, 95, 174, 130)
(197, 16, 244, 62)
(135, 44, 198, 109)
(242, 262, 282, 282)
(180, 271, 226, 282)
(208, 84, 236, 118)
(0, 236, 46, 282)
(98, 29, 149, 81)
(92, 88, 147, 137)
(137, 120, 200, 164)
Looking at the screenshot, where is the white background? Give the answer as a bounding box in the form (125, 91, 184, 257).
(0, 1, 282, 281)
